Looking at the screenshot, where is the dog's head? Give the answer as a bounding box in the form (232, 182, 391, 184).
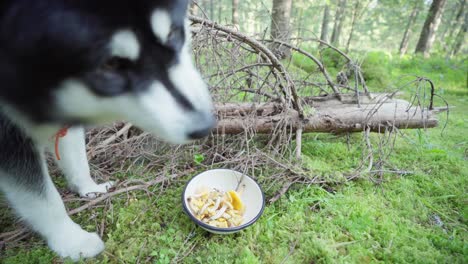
(0, 0, 214, 143)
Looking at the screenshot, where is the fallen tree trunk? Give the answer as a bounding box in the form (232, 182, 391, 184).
(214, 93, 443, 134)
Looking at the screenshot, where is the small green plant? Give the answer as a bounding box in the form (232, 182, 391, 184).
(193, 153, 205, 165)
(320, 48, 348, 69)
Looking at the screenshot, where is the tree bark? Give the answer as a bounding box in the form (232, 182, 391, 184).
(232, 0, 239, 26)
(439, 0, 461, 42)
(399, 2, 420, 56)
(319, 4, 331, 46)
(209, 0, 214, 20)
(215, 94, 440, 134)
(270, 0, 293, 59)
(345, 1, 360, 53)
(296, 5, 305, 40)
(330, 0, 347, 46)
(218, 1, 222, 22)
(446, 0, 466, 41)
(415, 0, 448, 57)
(451, 11, 468, 55)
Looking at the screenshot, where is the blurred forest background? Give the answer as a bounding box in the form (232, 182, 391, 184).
(190, 0, 466, 58)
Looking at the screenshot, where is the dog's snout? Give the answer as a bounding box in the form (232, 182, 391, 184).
(188, 113, 216, 140)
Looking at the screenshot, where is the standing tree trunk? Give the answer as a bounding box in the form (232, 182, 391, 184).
(345, 1, 361, 53)
(297, 6, 305, 40)
(415, 0, 448, 57)
(209, 0, 214, 20)
(320, 4, 331, 46)
(447, 0, 466, 39)
(451, 12, 468, 55)
(232, 0, 239, 26)
(399, 2, 421, 56)
(270, 0, 293, 59)
(439, 0, 461, 41)
(330, 0, 347, 46)
(218, 1, 222, 22)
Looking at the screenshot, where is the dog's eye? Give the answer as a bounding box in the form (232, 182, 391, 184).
(167, 27, 180, 41)
(101, 57, 133, 71)
(167, 27, 184, 50)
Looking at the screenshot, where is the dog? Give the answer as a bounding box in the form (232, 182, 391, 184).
(0, 0, 214, 260)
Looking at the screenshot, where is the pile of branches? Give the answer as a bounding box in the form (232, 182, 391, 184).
(80, 15, 446, 203)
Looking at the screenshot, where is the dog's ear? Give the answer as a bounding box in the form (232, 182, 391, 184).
(0, 49, 20, 97)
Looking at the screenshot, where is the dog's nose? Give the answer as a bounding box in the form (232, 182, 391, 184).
(188, 128, 211, 139)
(188, 113, 216, 140)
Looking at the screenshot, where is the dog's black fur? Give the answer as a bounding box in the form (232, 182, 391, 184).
(0, 0, 190, 124)
(0, 110, 44, 190)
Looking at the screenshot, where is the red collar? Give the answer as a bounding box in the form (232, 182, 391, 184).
(54, 126, 70, 160)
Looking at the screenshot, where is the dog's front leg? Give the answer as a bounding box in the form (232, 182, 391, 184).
(52, 126, 113, 198)
(0, 156, 105, 260)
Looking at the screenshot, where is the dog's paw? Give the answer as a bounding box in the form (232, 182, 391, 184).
(78, 181, 114, 198)
(48, 224, 105, 261)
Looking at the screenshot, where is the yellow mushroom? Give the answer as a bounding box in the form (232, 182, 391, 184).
(188, 187, 246, 228)
(228, 190, 245, 213)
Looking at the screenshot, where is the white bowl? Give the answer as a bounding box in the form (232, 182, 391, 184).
(182, 169, 265, 234)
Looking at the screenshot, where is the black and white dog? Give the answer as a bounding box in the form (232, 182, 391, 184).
(0, 0, 214, 260)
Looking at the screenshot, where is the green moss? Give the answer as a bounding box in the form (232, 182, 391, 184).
(360, 51, 394, 90)
(2, 54, 467, 264)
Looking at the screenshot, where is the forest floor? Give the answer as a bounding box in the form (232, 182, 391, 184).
(1, 54, 467, 263)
